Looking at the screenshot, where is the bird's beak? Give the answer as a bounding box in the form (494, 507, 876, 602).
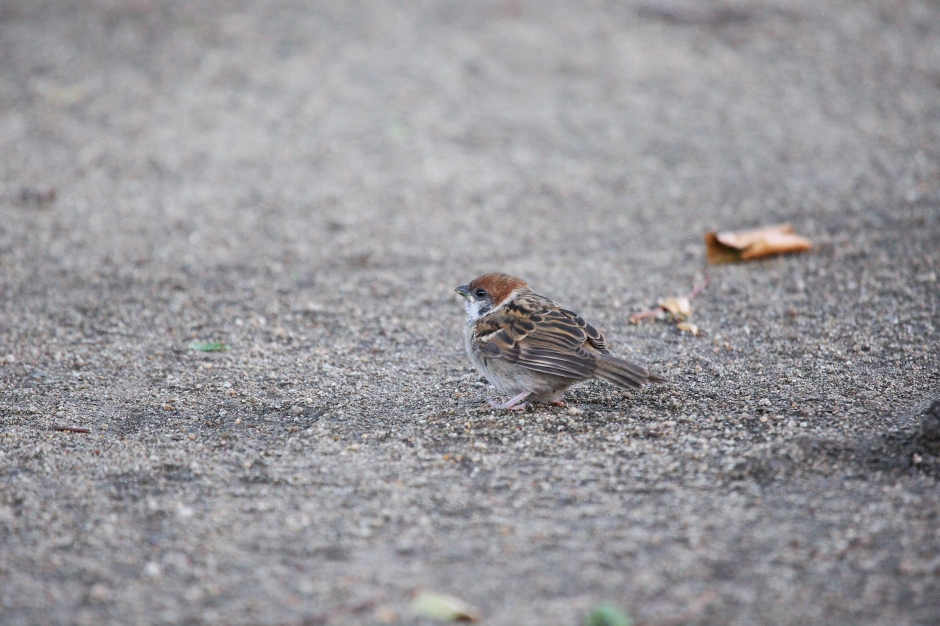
(455, 285, 471, 300)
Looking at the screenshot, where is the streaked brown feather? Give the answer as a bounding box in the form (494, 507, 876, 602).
(473, 292, 612, 382)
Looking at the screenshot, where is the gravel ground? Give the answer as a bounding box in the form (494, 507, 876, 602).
(1, 1, 939, 624)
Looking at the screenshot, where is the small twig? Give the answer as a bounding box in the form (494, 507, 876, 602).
(298, 595, 383, 625)
(629, 308, 664, 323)
(54, 426, 91, 434)
(687, 269, 711, 299)
(637, 590, 718, 626)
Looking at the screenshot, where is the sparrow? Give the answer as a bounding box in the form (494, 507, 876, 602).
(455, 272, 669, 410)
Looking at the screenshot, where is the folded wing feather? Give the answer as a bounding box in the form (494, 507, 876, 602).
(474, 301, 610, 381)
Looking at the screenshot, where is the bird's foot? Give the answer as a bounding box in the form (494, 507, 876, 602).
(488, 391, 531, 410)
(550, 400, 568, 408)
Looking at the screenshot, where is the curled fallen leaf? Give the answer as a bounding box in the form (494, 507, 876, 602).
(631, 274, 708, 327)
(658, 296, 691, 320)
(705, 223, 811, 264)
(411, 591, 480, 622)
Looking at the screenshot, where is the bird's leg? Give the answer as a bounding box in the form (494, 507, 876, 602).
(488, 391, 531, 410)
(550, 400, 568, 407)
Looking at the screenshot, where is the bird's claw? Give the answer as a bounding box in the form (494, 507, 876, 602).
(487, 399, 529, 411)
(487, 391, 532, 411)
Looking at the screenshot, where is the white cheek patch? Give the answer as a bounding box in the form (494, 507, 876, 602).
(465, 299, 491, 320)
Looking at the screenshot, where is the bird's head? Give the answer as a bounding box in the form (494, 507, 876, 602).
(455, 272, 528, 321)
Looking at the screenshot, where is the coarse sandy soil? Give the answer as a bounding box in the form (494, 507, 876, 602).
(1, 1, 939, 624)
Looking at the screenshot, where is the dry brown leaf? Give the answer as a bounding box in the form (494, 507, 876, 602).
(630, 276, 708, 327)
(705, 223, 811, 264)
(658, 296, 692, 320)
(411, 591, 480, 622)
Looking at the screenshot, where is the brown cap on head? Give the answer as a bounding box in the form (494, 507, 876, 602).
(467, 273, 528, 306)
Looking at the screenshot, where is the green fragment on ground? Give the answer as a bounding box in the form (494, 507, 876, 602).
(410, 591, 479, 622)
(585, 603, 632, 626)
(188, 341, 228, 352)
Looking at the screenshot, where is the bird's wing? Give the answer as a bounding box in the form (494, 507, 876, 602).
(559, 307, 609, 354)
(473, 298, 608, 380)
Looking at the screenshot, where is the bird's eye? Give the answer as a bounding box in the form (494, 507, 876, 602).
(474, 288, 487, 299)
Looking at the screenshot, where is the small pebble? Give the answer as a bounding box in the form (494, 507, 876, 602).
(89, 583, 110, 602)
(18, 186, 57, 204)
(143, 562, 161, 578)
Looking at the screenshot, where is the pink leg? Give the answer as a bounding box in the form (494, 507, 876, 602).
(488, 391, 531, 410)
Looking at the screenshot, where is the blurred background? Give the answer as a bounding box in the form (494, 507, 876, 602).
(3, 0, 938, 286)
(1, 1, 939, 625)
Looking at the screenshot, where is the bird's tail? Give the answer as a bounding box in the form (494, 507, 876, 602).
(594, 354, 671, 390)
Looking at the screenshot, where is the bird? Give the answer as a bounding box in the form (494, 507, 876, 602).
(455, 272, 669, 410)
